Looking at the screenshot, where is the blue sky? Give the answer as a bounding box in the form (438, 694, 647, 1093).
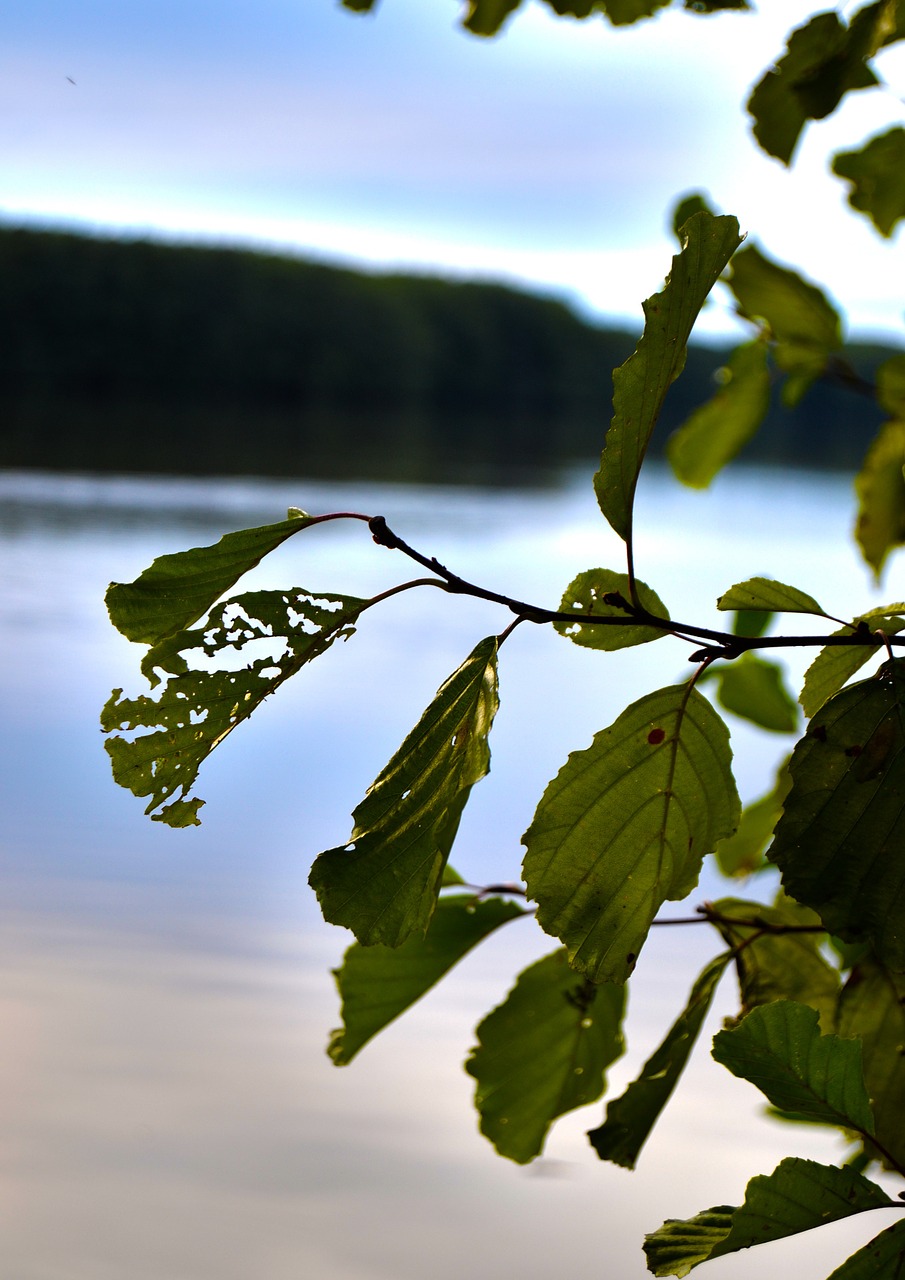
(3, 0, 904, 337)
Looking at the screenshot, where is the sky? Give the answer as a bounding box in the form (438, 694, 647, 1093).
(3, 0, 904, 339)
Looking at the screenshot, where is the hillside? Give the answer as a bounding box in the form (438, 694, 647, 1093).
(0, 226, 892, 483)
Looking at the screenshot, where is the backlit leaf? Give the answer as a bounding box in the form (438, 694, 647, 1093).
(726, 245, 842, 400)
(800, 608, 905, 717)
(825, 1217, 905, 1278)
(594, 212, 742, 541)
(747, 9, 881, 165)
(670, 192, 715, 239)
(522, 683, 739, 984)
(771, 660, 905, 970)
(309, 636, 500, 946)
(463, 0, 523, 34)
(711, 652, 799, 733)
(329, 893, 526, 1065)
(554, 569, 670, 651)
(855, 419, 905, 578)
(105, 513, 312, 644)
(837, 957, 905, 1170)
(465, 948, 625, 1163)
(667, 339, 771, 488)
(102, 588, 365, 827)
(717, 575, 827, 617)
(833, 128, 905, 237)
(644, 1157, 894, 1277)
(710, 896, 839, 1028)
(713, 760, 790, 876)
(712, 1000, 875, 1135)
(588, 951, 731, 1169)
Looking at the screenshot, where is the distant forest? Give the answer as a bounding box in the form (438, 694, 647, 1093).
(0, 225, 896, 484)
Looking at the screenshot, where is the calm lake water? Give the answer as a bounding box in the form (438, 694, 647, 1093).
(0, 466, 899, 1280)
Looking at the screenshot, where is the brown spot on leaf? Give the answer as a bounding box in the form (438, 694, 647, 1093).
(811, 724, 827, 742)
(648, 727, 665, 745)
(845, 744, 862, 758)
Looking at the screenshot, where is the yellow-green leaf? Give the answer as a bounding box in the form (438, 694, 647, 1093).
(833, 127, 905, 237)
(554, 569, 670, 651)
(855, 419, 905, 578)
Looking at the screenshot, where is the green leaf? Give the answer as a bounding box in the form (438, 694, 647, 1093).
(594, 212, 743, 541)
(833, 127, 905, 237)
(554, 569, 670, 651)
(837, 957, 905, 1170)
(712, 1000, 875, 1134)
(771, 660, 905, 970)
(747, 8, 882, 165)
(341, 0, 377, 9)
(101, 588, 365, 827)
(588, 951, 732, 1169)
(465, 948, 626, 1164)
(732, 608, 773, 639)
(463, 0, 523, 34)
(644, 1157, 895, 1277)
(878, 355, 905, 419)
(309, 636, 500, 946)
(713, 760, 790, 876)
(710, 895, 839, 1027)
(855, 419, 905, 579)
(328, 893, 526, 1065)
(682, 0, 751, 10)
(800, 608, 905, 717)
(667, 339, 771, 488)
(717, 575, 827, 617)
(599, 0, 671, 26)
(711, 653, 800, 733)
(825, 1217, 905, 1278)
(105, 513, 313, 644)
(670, 193, 716, 240)
(522, 683, 739, 984)
(726, 245, 842, 400)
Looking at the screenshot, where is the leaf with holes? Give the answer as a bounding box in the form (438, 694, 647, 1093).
(522, 684, 739, 984)
(101, 588, 366, 827)
(554, 569, 670, 651)
(465, 948, 625, 1164)
(644, 1157, 894, 1277)
(106, 512, 313, 644)
(309, 636, 500, 947)
(771, 660, 905, 970)
(594, 212, 742, 540)
(329, 892, 526, 1065)
(588, 951, 732, 1169)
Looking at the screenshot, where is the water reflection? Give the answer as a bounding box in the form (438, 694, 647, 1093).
(0, 467, 893, 1279)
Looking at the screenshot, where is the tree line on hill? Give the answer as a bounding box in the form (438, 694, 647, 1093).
(0, 225, 891, 483)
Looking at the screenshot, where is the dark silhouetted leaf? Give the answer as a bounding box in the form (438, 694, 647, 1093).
(464, 0, 523, 34)
(711, 652, 799, 733)
(800, 607, 905, 716)
(855, 420, 905, 578)
(671, 192, 715, 239)
(771, 660, 905, 970)
(329, 893, 526, 1065)
(106, 513, 312, 644)
(878, 355, 905, 418)
(748, 9, 881, 165)
(466, 949, 625, 1163)
(667, 339, 771, 488)
(594, 212, 742, 541)
(309, 636, 499, 946)
(102, 588, 365, 827)
(644, 1157, 894, 1277)
(711, 895, 839, 1027)
(837, 957, 905, 1170)
(712, 1000, 875, 1135)
(833, 127, 905, 237)
(824, 1216, 905, 1277)
(717, 575, 827, 617)
(713, 760, 790, 876)
(726, 245, 842, 401)
(554, 569, 670, 651)
(588, 951, 731, 1168)
(522, 683, 739, 984)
